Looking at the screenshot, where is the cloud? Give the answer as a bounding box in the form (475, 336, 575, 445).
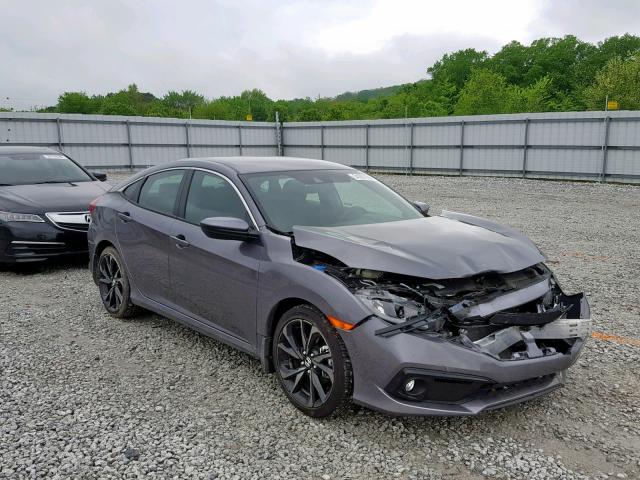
(0, 0, 637, 109)
(531, 0, 640, 42)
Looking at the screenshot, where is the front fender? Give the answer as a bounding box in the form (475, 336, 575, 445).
(256, 261, 371, 337)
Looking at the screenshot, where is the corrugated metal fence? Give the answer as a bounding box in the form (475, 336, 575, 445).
(2, 111, 640, 183)
(0, 113, 279, 169)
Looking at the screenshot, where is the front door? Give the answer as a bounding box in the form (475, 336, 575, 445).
(169, 170, 261, 345)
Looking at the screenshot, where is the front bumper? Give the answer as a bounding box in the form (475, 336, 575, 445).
(0, 221, 89, 263)
(340, 308, 589, 416)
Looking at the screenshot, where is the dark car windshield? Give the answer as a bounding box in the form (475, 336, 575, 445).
(241, 169, 423, 233)
(0, 153, 93, 186)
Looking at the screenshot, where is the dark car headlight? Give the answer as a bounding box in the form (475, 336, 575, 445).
(0, 211, 45, 223)
(354, 292, 425, 323)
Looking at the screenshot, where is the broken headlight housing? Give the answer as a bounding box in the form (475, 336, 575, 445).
(354, 288, 427, 323)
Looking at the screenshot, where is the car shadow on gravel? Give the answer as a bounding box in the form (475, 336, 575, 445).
(0, 255, 89, 275)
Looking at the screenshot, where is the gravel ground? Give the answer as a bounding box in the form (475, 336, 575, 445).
(1, 173, 639, 479)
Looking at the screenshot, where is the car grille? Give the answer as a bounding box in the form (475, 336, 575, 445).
(45, 212, 91, 232)
(56, 222, 90, 232)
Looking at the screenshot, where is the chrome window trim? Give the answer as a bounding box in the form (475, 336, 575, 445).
(119, 166, 259, 230)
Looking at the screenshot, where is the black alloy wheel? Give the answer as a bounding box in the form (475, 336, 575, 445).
(273, 305, 352, 417)
(97, 246, 137, 318)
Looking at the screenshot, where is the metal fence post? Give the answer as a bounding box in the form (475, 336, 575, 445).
(56, 117, 63, 152)
(185, 122, 191, 157)
(125, 120, 133, 169)
(238, 125, 243, 156)
(600, 116, 611, 182)
(275, 111, 283, 156)
(320, 125, 325, 160)
(408, 122, 414, 175)
(522, 118, 530, 178)
(365, 124, 370, 172)
(458, 120, 465, 176)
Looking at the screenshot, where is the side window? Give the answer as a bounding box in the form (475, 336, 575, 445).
(184, 171, 250, 224)
(123, 179, 143, 202)
(138, 170, 185, 216)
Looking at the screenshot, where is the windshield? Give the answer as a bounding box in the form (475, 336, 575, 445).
(241, 169, 423, 233)
(0, 153, 93, 186)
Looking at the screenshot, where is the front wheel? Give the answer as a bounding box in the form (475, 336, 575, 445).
(97, 246, 138, 318)
(273, 305, 353, 417)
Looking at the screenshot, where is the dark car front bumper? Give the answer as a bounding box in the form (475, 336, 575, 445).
(339, 300, 590, 416)
(0, 220, 89, 263)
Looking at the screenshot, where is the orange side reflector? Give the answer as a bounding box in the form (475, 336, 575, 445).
(327, 315, 355, 331)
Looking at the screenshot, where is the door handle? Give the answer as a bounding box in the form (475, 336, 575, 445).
(170, 234, 191, 249)
(117, 211, 132, 223)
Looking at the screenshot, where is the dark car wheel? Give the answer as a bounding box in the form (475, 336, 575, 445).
(273, 304, 353, 417)
(97, 246, 138, 318)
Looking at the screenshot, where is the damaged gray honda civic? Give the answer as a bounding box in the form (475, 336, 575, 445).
(88, 157, 591, 417)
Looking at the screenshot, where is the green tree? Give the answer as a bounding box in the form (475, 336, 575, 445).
(506, 76, 553, 112)
(428, 48, 488, 90)
(100, 99, 137, 116)
(162, 90, 205, 117)
(57, 92, 99, 114)
(454, 70, 552, 115)
(583, 55, 640, 110)
(454, 70, 509, 115)
(487, 41, 530, 85)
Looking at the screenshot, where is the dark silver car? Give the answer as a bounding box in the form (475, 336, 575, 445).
(88, 157, 591, 417)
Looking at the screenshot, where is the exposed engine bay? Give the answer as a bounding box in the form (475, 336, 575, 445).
(294, 245, 592, 361)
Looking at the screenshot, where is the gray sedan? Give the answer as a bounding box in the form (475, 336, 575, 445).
(88, 157, 591, 417)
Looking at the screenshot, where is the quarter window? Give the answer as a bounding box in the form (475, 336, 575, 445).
(184, 171, 250, 224)
(138, 170, 186, 216)
(123, 179, 143, 202)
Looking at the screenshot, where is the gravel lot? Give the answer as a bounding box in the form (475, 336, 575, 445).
(1, 173, 639, 479)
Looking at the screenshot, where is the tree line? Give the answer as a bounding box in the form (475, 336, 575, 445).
(30, 34, 640, 121)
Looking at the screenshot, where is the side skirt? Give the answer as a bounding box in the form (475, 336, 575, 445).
(131, 290, 258, 358)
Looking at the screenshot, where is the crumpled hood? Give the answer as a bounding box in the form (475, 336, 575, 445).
(292, 211, 545, 279)
(0, 182, 108, 213)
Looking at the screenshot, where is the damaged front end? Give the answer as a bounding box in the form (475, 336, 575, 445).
(294, 245, 591, 362)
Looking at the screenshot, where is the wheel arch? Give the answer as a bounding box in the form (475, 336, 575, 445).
(261, 297, 319, 372)
(91, 239, 116, 284)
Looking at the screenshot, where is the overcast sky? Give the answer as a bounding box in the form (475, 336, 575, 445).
(1, 0, 639, 109)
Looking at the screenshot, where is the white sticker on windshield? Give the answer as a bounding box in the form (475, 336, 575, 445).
(348, 173, 374, 181)
(42, 154, 66, 159)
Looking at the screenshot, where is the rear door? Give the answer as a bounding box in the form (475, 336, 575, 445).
(116, 169, 187, 304)
(168, 169, 261, 345)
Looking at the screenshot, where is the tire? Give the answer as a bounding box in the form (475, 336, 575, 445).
(272, 304, 353, 417)
(96, 246, 138, 318)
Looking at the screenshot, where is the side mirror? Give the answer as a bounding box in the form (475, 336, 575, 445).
(413, 201, 430, 216)
(200, 217, 260, 242)
(91, 171, 108, 182)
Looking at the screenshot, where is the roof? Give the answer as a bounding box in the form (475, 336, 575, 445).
(176, 156, 353, 174)
(0, 146, 59, 155)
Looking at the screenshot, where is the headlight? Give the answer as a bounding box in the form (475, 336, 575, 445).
(0, 211, 45, 223)
(355, 290, 426, 323)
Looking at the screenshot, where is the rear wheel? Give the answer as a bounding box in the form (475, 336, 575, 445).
(97, 246, 138, 318)
(273, 304, 353, 417)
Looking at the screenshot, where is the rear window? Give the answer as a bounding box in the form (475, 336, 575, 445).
(138, 170, 186, 216)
